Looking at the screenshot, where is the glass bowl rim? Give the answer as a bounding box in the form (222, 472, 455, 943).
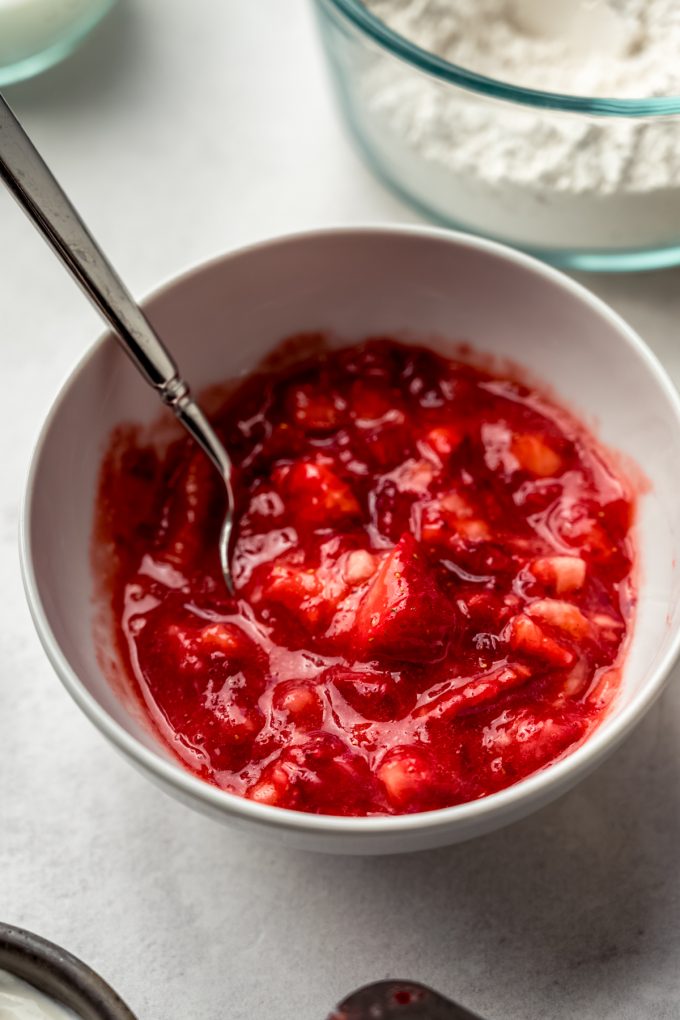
(321, 0, 680, 116)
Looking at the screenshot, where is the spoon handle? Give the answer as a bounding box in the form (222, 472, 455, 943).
(0, 92, 236, 590)
(0, 93, 180, 392)
(0, 92, 232, 484)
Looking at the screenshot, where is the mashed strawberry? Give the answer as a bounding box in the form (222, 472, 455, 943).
(95, 339, 635, 815)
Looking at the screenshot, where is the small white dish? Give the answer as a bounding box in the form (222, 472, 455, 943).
(20, 226, 680, 854)
(0, 0, 115, 87)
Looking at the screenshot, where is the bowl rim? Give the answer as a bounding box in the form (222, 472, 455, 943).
(318, 0, 680, 116)
(20, 223, 680, 842)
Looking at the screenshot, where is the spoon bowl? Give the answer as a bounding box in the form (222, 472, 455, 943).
(331, 980, 482, 1019)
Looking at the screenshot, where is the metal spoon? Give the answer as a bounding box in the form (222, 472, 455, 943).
(0, 93, 236, 593)
(330, 981, 485, 1019)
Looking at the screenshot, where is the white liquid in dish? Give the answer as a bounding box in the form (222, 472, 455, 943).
(0, 970, 79, 1020)
(0, 0, 112, 66)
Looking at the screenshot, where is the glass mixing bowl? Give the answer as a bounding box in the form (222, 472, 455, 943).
(314, 0, 680, 271)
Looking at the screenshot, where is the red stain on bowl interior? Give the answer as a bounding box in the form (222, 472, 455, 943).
(92, 336, 637, 816)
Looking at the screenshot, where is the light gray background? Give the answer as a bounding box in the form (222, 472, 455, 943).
(1, 3, 679, 1018)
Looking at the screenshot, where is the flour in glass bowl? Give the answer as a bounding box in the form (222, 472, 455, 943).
(358, 0, 680, 251)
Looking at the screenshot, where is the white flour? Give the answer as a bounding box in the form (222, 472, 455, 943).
(358, 0, 680, 251)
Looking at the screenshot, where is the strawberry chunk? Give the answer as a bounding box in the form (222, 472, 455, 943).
(348, 380, 411, 469)
(415, 664, 532, 721)
(419, 425, 463, 461)
(527, 599, 591, 640)
(264, 562, 322, 603)
(246, 764, 290, 806)
(506, 613, 575, 668)
(280, 459, 361, 526)
(207, 692, 264, 747)
(387, 458, 436, 496)
(372, 460, 439, 541)
(328, 666, 416, 722)
(471, 706, 589, 784)
(351, 534, 455, 663)
(377, 746, 438, 810)
(164, 620, 255, 675)
(465, 591, 520, 629)
(258, 541, 378, 635)
(247, 734, 377, 814)
(420, 491, 491, 546)
(529, 556, 586, 594)
(482, 423, 563, 479)
(161, 451, 218, 567)
(358, 424, 411, 471)
(272, 680, 324, 730)
(260, 561, 338, 630)
(342, 549, 379, 585)
(286, 383, 344, 432)
(196, 622, 252, 656)
(511, 433, 563, 477)
(551, 499, 631, 578)
(349, 379, 403, 424)
(591, 611, 625, 645)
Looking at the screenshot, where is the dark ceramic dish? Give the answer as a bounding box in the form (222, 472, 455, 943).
(0, 923, 136, 1019)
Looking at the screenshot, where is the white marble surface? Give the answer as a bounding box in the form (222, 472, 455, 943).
(1, 2, 680, 1018)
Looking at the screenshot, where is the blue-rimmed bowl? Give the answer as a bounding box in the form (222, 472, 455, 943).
(0, 0, 115, 88)
(314, 0, 680, 271)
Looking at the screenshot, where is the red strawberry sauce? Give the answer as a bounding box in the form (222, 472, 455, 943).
(95, 338, 635, 816)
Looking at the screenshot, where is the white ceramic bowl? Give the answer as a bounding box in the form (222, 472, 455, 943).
(21, 226, 680, 855)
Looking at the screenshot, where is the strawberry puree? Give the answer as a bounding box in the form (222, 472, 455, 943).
(95, 339, 635, 816)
